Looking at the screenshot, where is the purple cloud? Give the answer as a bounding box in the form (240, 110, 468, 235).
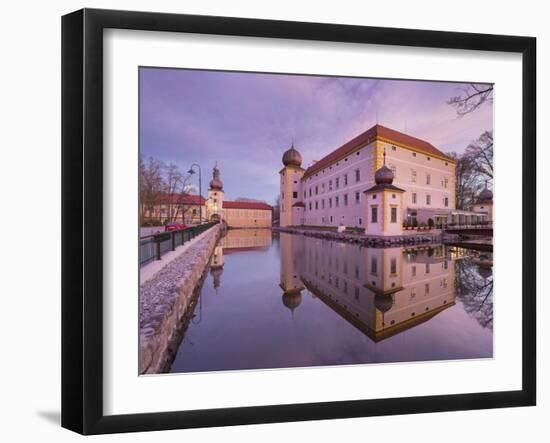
(140, 68, 493, 204)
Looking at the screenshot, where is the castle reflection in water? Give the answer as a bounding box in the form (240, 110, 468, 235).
(208, 229, 492, 343)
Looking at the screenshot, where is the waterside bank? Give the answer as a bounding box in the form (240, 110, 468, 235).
(139, 223, 224, 374)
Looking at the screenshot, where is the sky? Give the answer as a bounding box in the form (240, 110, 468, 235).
(139, 68, 493, 205)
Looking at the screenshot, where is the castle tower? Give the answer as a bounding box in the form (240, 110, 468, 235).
(279, 143, 305, 227)
(207, 164, 224, 222)
(363, 150, 405, 236)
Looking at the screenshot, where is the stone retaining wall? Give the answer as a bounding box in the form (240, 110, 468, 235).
(273, 226, 460, 247)
(139, 224, 223, 374)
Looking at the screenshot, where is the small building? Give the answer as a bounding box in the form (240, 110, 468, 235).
(471, 182, 493, 223)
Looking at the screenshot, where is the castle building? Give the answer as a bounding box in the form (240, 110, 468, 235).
(279, 124, 475, 232)
(143, 164, 272, 228)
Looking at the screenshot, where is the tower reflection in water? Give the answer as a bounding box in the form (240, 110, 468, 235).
(279, 232, 468, 342)
(169, 229, 491, 373)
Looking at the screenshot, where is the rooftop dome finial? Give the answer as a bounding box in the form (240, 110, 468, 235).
(282, 142, 302, 167)
(209, 163, 223, 190)
(374, 149, 394, 185)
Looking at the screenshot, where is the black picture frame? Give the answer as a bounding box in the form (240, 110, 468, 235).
(62, 8, 536, 435)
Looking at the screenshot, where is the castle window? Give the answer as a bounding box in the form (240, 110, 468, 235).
(329, 198, 332, 208)
(371, 257, 377, 274)
(445, 161, 448, 166)
(412, 192, 417, 204)
(373, 194, 377, 199)
(344, 174, 348, 186)
(412, 152, 417, 157)
(355, 192, 360, 204)
(427, 157, 431, 161)
(411, 169, 417, 183)
(344, 194, 348, 206)
(444, 197, 449, 207)
(335, 196, 339, 207)
(322, 199, 325, 209)
(390, 165, 396, 177)
(309, 188, 312, 197)
(359, 218, 362, 225)
(391, 257, 397, 274)
(425, 283, 430, 294)
(391, 207, 397, 223)
(315, 201, 318, 210)
(336, 177, 340, 189)
(293, 192, 297, 198)
(329, 180, 333, 191)
(412, 265, 416, 277)
(309, 202, 312, 210)
(444, 177, 449, 188)
(315, 185, 318, 195)
(426, 173, 431, 185)
(392, 145, 397, 151)
(355, 169, 361, 182)
(371, 206, 378, 223)
(426, 194, 431, 205)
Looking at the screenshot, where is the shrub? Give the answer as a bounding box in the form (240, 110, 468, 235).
(427, 218, 434, 228)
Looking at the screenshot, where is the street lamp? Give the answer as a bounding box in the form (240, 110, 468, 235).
(187, 163, 202, 224)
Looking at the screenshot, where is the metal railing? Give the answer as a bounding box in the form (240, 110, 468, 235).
(139, 222, 217, 267)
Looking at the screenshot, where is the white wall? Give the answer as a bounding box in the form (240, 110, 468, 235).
(0, 1, 546, 442)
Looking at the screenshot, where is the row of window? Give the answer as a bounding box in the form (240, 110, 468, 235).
(305, 191, 363, 211)
(304, 169, 362, 198)
(410, 192, 449, 207)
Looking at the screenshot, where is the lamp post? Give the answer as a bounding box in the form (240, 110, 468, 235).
(187, 163, 202, 225)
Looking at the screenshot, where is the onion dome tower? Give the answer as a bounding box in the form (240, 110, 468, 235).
(207, 163, 224, 222)
(280, 142, 305, 227)
(209, 164, 224, 191)
(363, 150, 405, 236)
(477, 181, 493, 203)
(282, 143, 303, 168)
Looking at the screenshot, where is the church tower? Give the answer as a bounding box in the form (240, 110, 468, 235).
(279, 143, 305, 227)
(207, 164, 224, 222)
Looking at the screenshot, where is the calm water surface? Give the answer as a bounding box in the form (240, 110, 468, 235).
(170, 230, 493, 373)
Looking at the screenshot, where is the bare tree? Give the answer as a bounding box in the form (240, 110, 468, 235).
(455, 257, 493, 329)
(448, 84, 493, 116)
(448, 152, 480, 210)
(139, 156, 164, 225)
(465, 130, 493, 180)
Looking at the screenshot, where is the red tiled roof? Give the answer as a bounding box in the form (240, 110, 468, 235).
(302, 124, 455, 179)
(292, 202, 305, 207)
(223, 200, 272, 210)
(159, 194, 206, 205)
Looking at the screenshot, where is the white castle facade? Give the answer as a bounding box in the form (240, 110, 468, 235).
(279, 124, 492, 235)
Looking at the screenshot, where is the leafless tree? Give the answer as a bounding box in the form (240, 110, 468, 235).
(455, 258, 493, 329)
(448, 84, 494, 116)
(465, 130, 493, 181)
(139, 156, 164, 225)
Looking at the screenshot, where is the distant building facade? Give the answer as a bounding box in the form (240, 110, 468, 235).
(279, 124, 490, 233)
(143, 164, 272, 228)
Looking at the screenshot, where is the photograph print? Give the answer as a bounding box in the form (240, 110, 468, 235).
(138, 67, 494, 375)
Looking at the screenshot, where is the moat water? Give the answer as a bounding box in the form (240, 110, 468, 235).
(169, 230, 493, 374)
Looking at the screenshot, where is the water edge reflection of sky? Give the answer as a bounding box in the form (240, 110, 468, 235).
(170, 230, 493, 374)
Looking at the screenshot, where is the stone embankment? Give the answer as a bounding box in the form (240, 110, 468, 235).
(273, 226, 461, 247)
(139, 224, 224, 374)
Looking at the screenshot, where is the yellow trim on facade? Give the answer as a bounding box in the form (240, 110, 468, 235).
(382, 190, 387, 232)
(377, 136, 457, 164)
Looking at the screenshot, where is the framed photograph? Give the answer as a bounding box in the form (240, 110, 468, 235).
(62, 8, 536, 435)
